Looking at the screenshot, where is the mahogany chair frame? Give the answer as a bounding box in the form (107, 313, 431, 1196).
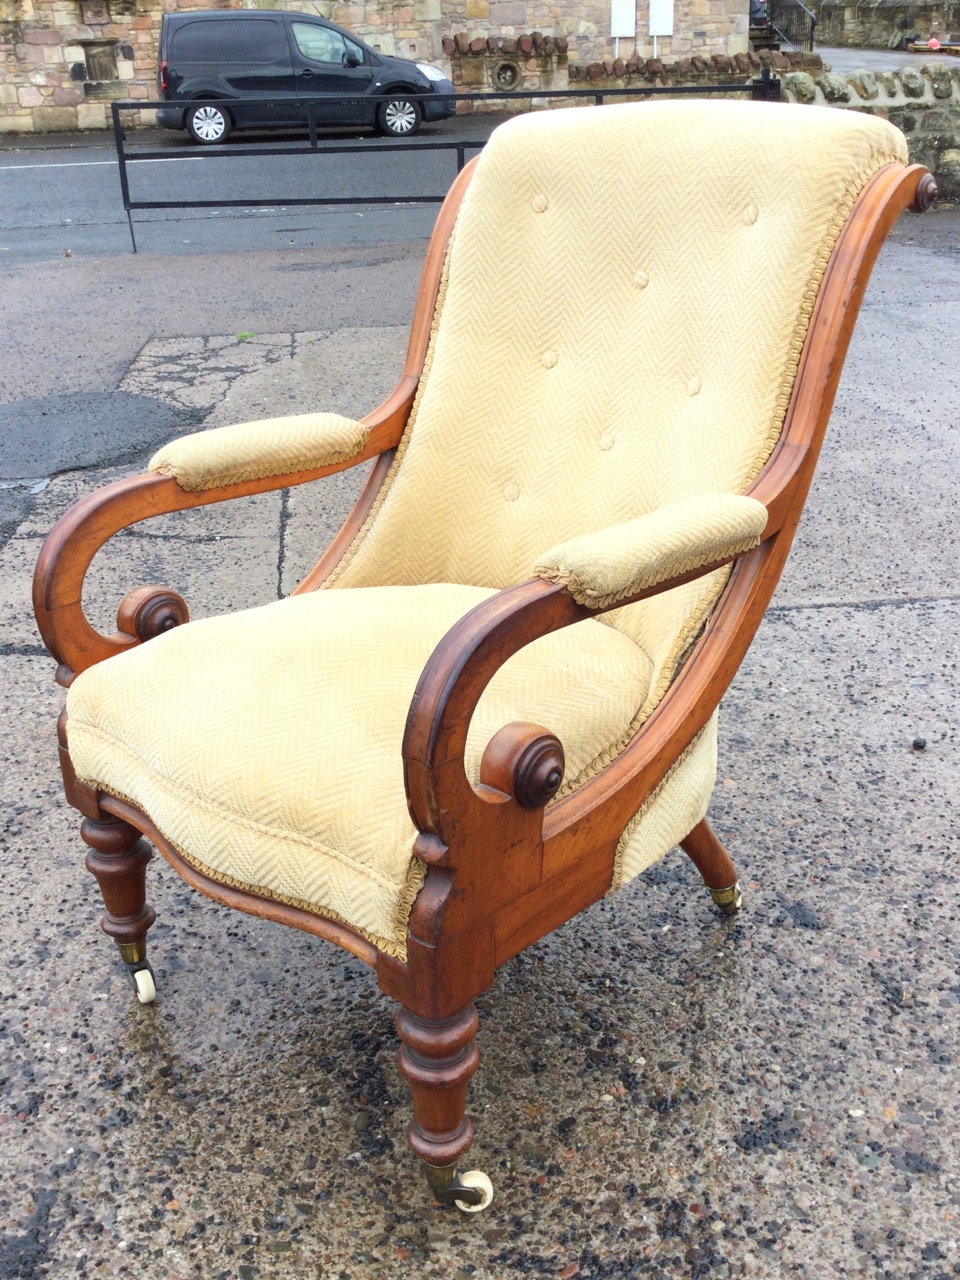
(33, 154, 935, 1210)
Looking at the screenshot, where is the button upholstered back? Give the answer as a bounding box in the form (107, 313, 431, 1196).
(330, 101, 906, 687)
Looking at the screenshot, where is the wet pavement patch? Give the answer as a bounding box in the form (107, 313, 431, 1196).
(733, 1108, 803, 1153)
(0, 390, 203, 482)
(0, 486, 32, 546)
(0, 1187, 59, 1279)
(773, 896, 825, 930)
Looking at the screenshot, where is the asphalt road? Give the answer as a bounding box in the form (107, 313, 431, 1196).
(0, 116, 506, 537)
(0, 119, 494, 260)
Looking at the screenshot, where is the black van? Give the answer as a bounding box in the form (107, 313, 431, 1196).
(156, 10, 456, 143)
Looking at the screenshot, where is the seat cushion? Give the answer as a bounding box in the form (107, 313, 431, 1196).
(66, 584, 655, 958)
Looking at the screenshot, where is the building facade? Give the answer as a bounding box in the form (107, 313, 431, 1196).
(0, 0, 749, 133)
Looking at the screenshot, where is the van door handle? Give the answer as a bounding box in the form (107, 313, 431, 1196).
(299, 69, 315, 77)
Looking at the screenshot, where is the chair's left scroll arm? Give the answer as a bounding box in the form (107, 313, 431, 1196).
(33, 397, 411, 684)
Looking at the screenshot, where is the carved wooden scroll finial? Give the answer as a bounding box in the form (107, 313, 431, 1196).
(913, 172, 938, 213)
(117, 586, 190, 643)
(480, 721, 565, 810)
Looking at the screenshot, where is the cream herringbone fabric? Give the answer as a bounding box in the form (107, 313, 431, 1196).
(149, 413, 369, 491)
(330, 103, 905, 607)
(66, 584, 654, 958)
(319, 101, 904, 889)
(534, 494, 768, 609)
(613, 714, 719, 889)
(328, 102, 905, 750)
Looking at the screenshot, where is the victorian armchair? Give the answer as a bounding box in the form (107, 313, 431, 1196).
(34, 100, 934, 1212)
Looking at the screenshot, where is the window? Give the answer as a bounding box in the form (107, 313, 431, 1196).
(84, 42, 118, 81)
(292, 23, 363, 65)
(171, 19, 285, 64)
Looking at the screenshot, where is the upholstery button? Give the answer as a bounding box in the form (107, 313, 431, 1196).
(541, 350, 558, 369)
(634, 270, 649, 289)
(742, 203, 759, 225)
(503, 482, 520, 501)
(599, 430, 616, 451)
(532, 194, 549, 213)
(688, 376, 702, 396)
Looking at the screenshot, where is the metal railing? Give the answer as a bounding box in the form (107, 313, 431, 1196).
(112, 69, 780, 252)
(769, 0, 817, 51)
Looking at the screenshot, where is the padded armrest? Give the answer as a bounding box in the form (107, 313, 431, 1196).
(149, 413, 370, 492)
(533, 494, 768, 609)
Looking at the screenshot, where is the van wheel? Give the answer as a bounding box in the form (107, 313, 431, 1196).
(376, 96, 421, 137)
(187, 102, 232, 145)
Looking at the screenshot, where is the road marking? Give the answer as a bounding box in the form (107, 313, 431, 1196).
(0, 160, 116, 170)
(0, 158, 204, 171)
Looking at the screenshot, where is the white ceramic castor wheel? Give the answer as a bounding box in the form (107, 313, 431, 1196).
(453, 1170, 494, 1213)
(132, 967, 157, 1004)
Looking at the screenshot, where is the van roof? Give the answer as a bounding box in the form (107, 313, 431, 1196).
(164, 8, 330, 17)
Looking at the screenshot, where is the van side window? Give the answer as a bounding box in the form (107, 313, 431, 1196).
(292, 22, 362, 65)
(171, 18, 285, 63)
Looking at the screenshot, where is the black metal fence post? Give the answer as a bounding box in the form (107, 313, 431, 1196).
(111, 102, 138, 253)
(751, 65, 782, 102)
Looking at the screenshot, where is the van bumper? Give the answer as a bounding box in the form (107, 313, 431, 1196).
(422, 80, 456, 122)
(157, 106, 186, 131)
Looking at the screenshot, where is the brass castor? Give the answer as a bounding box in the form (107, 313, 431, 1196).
(709, 881, 743, 916)
(424, 1163, 494, 1212)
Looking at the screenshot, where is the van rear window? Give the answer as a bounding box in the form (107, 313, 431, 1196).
(171, 18, 286, 64)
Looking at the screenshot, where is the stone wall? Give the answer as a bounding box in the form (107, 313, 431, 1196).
(440, 39, 820, 109)
(492, 51, 959, 199)
(435, 0, 748, 63)
(782, 62, 960, 199)
(567, 42, 819, 81)
(443, 36, 765, 108)
(441, 29, 569, 105)
(814, 0, 959, 48)
(0, 0, 750, 133)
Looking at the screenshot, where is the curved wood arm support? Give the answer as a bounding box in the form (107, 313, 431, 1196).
(402, 548, 756, 842)
(32, 399, 410, 682)
(403, 578, 578, 837)
(748, 162, 933, 531)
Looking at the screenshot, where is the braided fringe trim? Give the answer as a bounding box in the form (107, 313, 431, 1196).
(739, 150, 901, 491)
(608, 724, 710, 892)
(87, 780, 426, 962)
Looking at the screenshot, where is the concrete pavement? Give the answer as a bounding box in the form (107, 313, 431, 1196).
(0, 175, 958, 1276)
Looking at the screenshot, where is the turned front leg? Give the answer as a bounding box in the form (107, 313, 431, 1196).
(396, 1003, 492, 1211)
(81, 815, 158, 1002)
